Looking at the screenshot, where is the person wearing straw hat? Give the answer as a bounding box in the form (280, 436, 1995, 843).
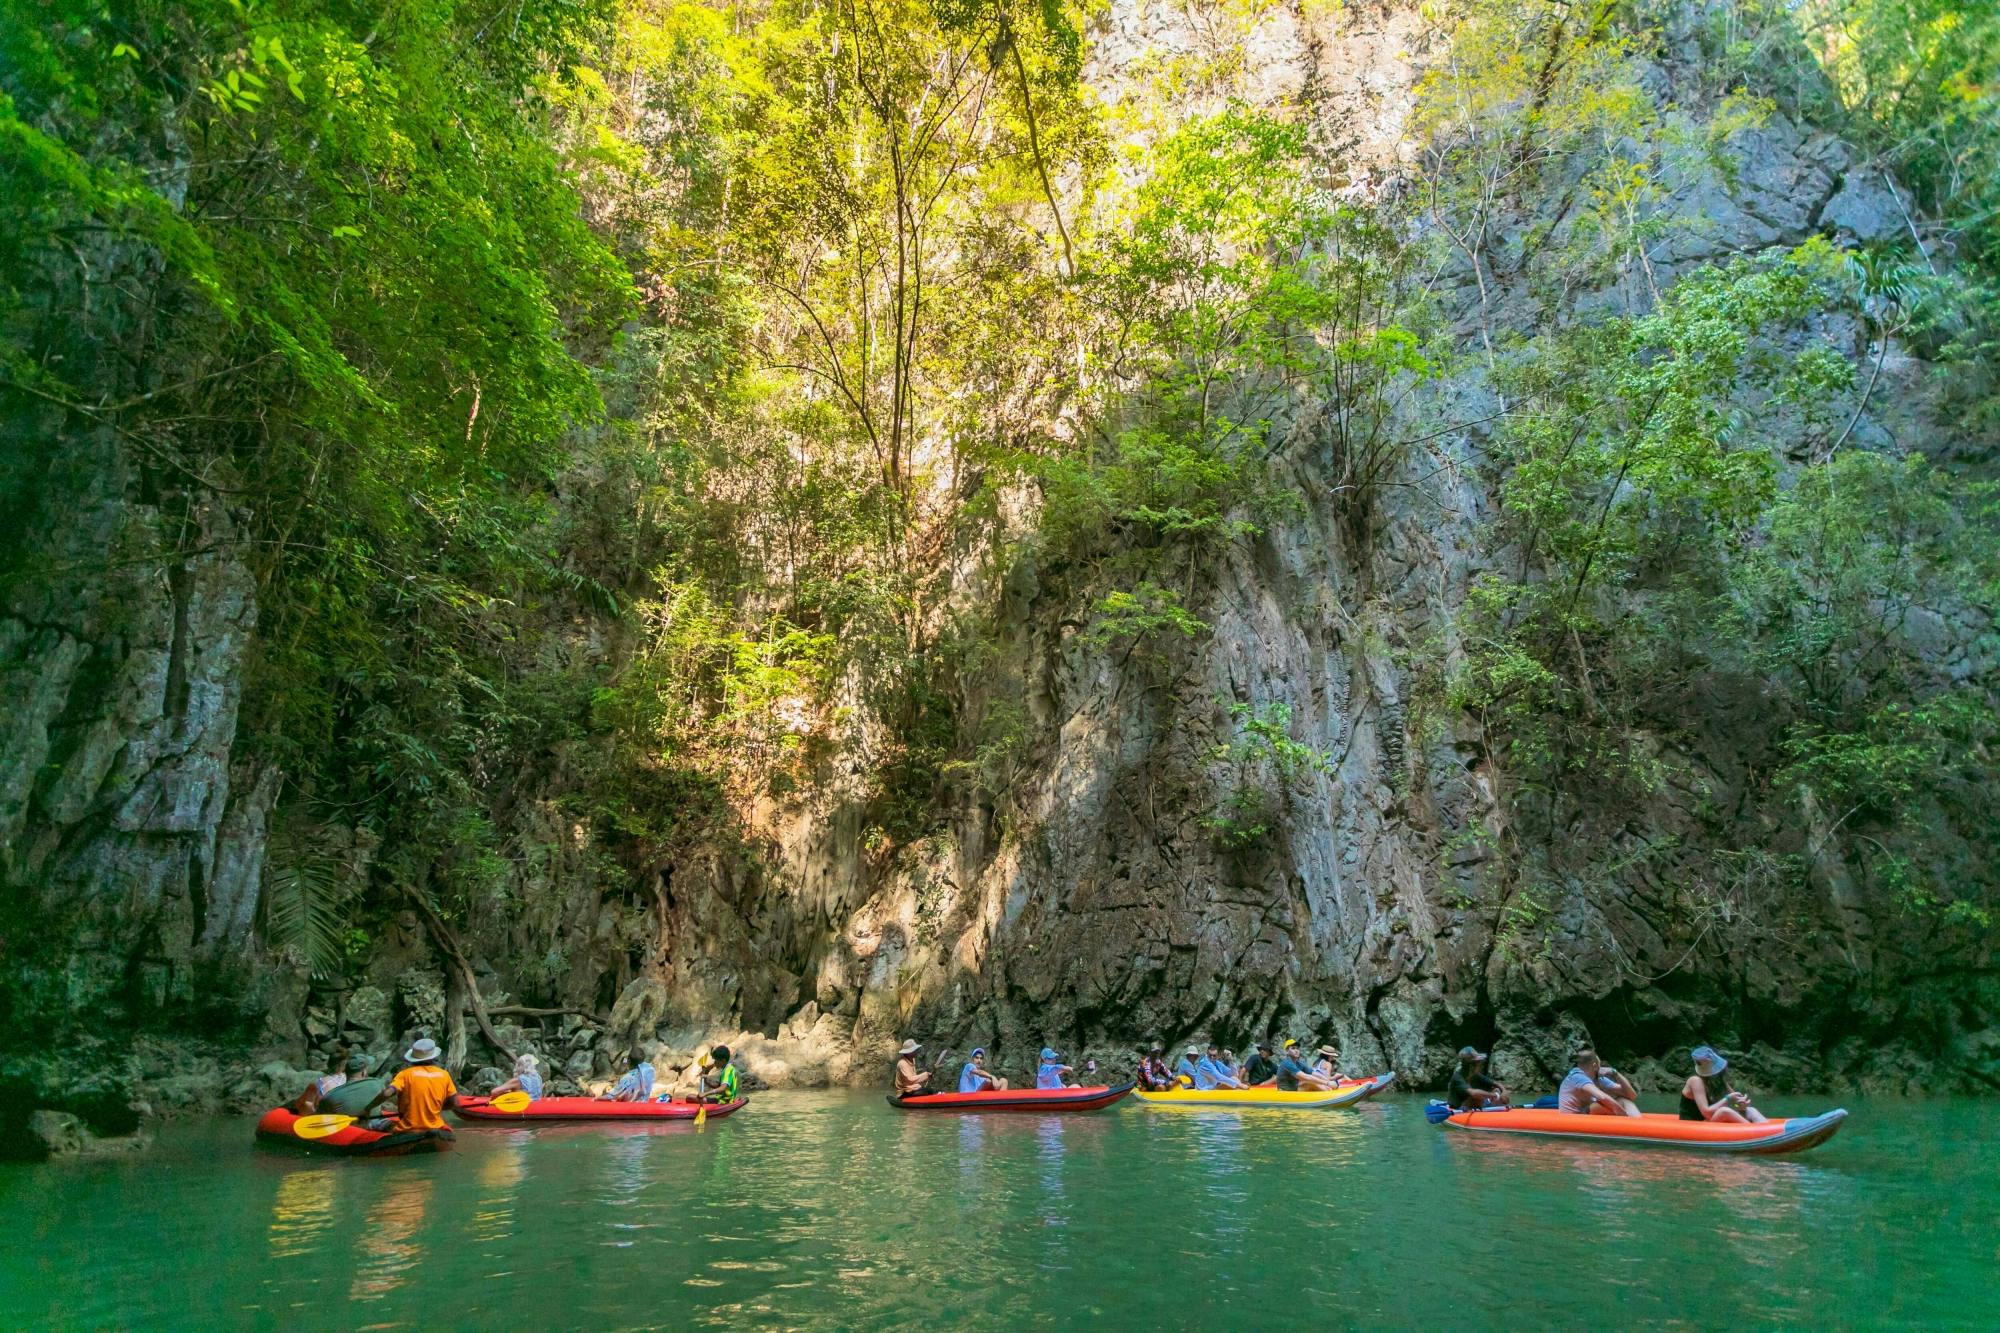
(366, 1037, 458, 1131)
(1680, 1047, 1765, 1123)
(1311, 1043, 1343, 1086)
(894, 1040, 933, 1096)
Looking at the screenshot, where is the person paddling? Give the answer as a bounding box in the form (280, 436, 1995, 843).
(363, 1038, 458, 1132)
(1448, 1047, 1507, 1111)
(1681, 1046, 1765, 1123)
(696, 1045, 739, 1103)
(895, 1040, 934, 1097)
(959, 1048, 1009, 1093)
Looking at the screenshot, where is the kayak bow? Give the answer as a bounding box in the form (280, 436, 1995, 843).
(887, 1083, 1135, 1112)
(1437, 1105, 1848, 1154)
(254, 1106, 453, 1156)
(452, 1095, 747, 1122)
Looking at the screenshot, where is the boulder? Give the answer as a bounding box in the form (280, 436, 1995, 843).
(29, 1109, 152, 1158)
(226, 1060, 324, 1113)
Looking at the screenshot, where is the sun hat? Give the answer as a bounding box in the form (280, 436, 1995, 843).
(405, 1037, 441, 1063)
(1317, 1045, 1337, 1059)
(1149, 1042, 1164, 1054)
(1185, 1044, 1200, 1055)
(899, 1039, 922, 1056)
(1040, 1047, 1060, 1061)
(1458, 1046, 1488, 1063)
(1692, 1046, 1728, 1076)
(515, 1053, 538, 1071)
(344, 1053, 372, 1075)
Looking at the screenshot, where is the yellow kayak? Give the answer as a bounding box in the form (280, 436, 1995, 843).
(1135, 1073, 1392, 1110)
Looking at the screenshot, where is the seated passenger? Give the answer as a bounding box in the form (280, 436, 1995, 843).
(1194, 1043, 1246, 1090)
(606, 1049, 656, 1102)
(490, 1053, 543, 1101)
(1558, 1048, 1640, 1116)
(1136, 1044, 1176, 1091)
(1312, 1044, 1341, 1084)
(1681, 1046, 1765, 1123)
(365, 1038, 458, 1131)
(697, 1045, 739, 1103)
(1173, 1045, 1202, 1088)
(959, 1047, 1009, 1093)
(1275, 1039, 1334, 1092)
(1448, 1046, 1508, 1110)
(1241, 1040, 1278, 1087)
(895, 1039, 933, 1096)
(319, 1055, 392, 1127)
(1036, 1047, 1073, 1089)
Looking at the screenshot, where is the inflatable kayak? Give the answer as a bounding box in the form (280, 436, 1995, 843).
(1136, 1074, 1391, 1110)
(255, 1106, 453, 1156)
(452, 1095, 747, 1122)
(887, 1083, 1134, 1112)
(1438, 1105, 1848, 1154)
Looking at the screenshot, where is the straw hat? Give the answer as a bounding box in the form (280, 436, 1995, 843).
(898, 1039, 922, 1056)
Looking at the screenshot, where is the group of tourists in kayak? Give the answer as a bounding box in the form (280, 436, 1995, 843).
(294, 1038, 744, 1132)
(1448, 1044, 1768, 1123)
(891, 1035, 1344, 1097)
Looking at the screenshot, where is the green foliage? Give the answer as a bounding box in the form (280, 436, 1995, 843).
(1202, 701, 1334, 850)
(1083, 583, 1209, 648)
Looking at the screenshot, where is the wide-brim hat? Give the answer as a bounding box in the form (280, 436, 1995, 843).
(1458, 1046, 1488, 1063)
(1185, 1045, 1200, 1055)
(405, 1038, 440, 1063)
(516, 1054, 538, 1070)
(1692, 1046, 1727, 1076)
(1149, 1043, 1164, 1053)
(1317, 1045, 1337, 1059)
(899, 1039, 922, 1056)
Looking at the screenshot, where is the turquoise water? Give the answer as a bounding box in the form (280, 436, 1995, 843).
(1, 1092, 1990, 1328)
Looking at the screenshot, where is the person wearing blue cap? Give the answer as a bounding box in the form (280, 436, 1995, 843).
(959, 1048, 1010, 1092)
(1036, 1048, 1073, 1089)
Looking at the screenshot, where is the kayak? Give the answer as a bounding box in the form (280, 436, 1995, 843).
(1135, 1074, 1391, 1110)
(1437, 1105, 1848, 1154)
(452, 1095, 747, 1122)
(254, 1106, 453, 1156)
(886, 1083, 1135, 1113)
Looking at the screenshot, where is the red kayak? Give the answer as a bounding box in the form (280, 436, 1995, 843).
(452, 1095, 747, 1122)
(887, 1083, 1135, 1113)
(254, 1106, 453, 1156)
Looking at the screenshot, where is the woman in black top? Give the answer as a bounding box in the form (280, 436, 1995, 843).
(1679, 1046, 1766, 1123)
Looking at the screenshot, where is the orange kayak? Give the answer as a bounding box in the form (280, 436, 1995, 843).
(1440, 1106, 1847, 1154)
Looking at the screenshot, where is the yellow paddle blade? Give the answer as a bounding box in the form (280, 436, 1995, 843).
(694, 1101, 707, 1129)
(489, 1091, 532, 1113)
(292, 1114, 355, 1140)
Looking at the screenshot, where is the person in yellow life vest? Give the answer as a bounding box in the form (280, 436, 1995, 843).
(363, 1038, 459, 1131)
(696, 1045, 739, 1103)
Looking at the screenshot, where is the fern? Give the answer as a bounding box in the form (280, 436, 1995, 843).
(260, 848, 356, 980)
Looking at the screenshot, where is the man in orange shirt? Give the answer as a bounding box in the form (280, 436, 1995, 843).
(365, 1037, 460, 1131)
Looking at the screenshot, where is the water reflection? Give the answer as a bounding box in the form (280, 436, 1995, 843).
(471, 1139, 526, 1245)
(349, 1172, 434, 1302)
(267, 1167, 336, 1259)
(1035, 1118, 1068, 1226)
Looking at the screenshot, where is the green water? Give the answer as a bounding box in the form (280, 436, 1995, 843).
(1, 1092, 1990, 1328)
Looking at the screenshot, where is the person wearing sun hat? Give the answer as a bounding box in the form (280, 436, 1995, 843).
(894, 1039, 934, 1097)
(362, 1036, 458, 1132)
(1681, 1046, 1766, 1123)
(959, 1047, 1009, 1093)
(1173, 1044, 1202, 1088)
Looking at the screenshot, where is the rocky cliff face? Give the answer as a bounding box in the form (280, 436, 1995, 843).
(4, 0, 1993, 1138)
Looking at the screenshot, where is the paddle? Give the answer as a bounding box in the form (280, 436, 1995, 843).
(489, 1090, 533, 1113)
(292, 1113, 356, 1139)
